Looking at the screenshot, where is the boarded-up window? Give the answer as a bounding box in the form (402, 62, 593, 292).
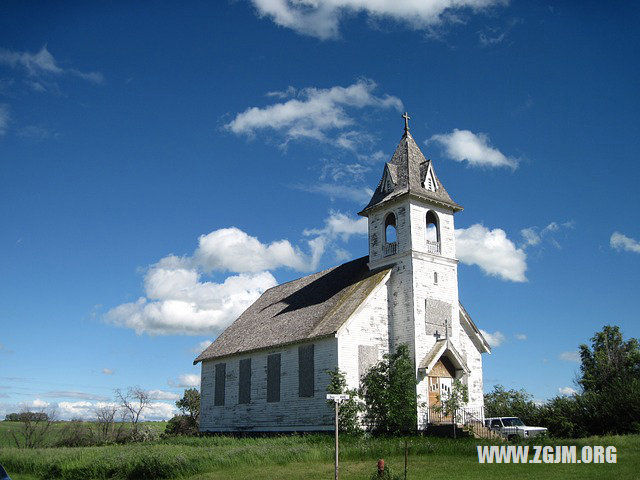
(214, 363, 226, 406)
(358, 345, 378, 380)
(267, 353, 281, 403)
(298, 344, 314, 397)
(238, 358, 251, 404)
(425, 298, 452, 338)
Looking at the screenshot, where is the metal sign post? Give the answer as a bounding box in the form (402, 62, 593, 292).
(326, 393, 349, 480)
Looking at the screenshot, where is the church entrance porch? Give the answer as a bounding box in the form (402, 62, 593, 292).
(427, 358, 455, 424)
(417, 339, 471, 426)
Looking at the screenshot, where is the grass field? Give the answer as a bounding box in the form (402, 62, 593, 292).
(0, 421, 167, 448)
(0, 422, 637, 480)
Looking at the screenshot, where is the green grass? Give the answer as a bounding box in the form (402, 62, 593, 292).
(0, 421, 166, 448)
(0, 430, 637, 480)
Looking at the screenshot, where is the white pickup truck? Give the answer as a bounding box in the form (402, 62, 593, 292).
(484, 417, 548, 440)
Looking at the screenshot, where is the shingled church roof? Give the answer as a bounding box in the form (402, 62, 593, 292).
(194, 256, 392, 364)
(360, 130, 463, 215)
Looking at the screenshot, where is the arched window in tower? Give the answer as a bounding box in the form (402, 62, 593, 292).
(426, 210, 441, 254)
(383, 212, 397, 256)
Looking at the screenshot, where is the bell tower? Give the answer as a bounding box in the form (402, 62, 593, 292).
(359, 114, 468, 427)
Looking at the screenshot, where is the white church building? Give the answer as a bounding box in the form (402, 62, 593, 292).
(194, 116, 491, 432)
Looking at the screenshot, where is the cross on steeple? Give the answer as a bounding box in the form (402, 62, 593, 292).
(402, 112, 411, 135)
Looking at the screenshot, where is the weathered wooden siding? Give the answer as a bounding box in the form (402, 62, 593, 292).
(200, 336, 337, 432)
(458, 319, 485, 411)
(336, 274, 391, 390)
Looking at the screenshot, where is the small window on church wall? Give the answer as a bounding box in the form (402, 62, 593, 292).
(434, 272, 438, 285)
(426, 210, 440, 244)
(267, 353, 281, 403)
(384, 212, 397, 243)
(214, 363, 226, 406)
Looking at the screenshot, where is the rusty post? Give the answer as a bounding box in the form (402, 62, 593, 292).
(377, 458, 385, 477)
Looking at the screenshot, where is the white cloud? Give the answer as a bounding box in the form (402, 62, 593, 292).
(296, 183, 373, 204)
(102, 368, 114, 375)
(250, 0, 508, 40)
(610, 232, 640, 254)
(478, 28, 507, 46)
(514, 333, 527, 341)
(106, 225, 331, 336)
(558, 386, 577, 396)
(303, 211, 367, 242)
(480, 329, 506, 347)
(321, 160, 371, 183)
(0, 104, 9, 136)
(456, 224, 527, 282)
(520, 221, 574, 249)
(559, 351, 580, 363)
(106, 271, 277, 336)
(195, 227, 323, 273)
(0, 45, 103, 84)
(147, 390, 181, 401)
(141, 402, 178, 420)
(520, 228, 540, 248)
(169, 374, 200, 388)
(358, 150, 387, 164)
(429, 129, 517, 169)
(17, 125, 59, 141)
(226, 79, 402, 148)
(42, 391, 109, 402)
(31, 398, 50, 408)
(55, 400, 177, 421)
(190, 340, 213, 354)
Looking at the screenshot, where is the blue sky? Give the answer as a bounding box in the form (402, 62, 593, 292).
(1, 1, 638, 419)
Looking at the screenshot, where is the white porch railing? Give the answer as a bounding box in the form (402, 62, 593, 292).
(383, 242, 397, 256)
(426, 240, 441, 254)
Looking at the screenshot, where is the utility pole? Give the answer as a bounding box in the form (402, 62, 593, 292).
(327, 393, 349, 480)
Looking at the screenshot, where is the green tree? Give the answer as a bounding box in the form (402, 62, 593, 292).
(577, 325, 640, 435)
(360, 344, 418, 434)
(166, 388, 201, 436)
(579, 325, 640, 393)
(326, 368, 362, 434)
(484, 385, 542, 426)
(176, 388, 200, 424)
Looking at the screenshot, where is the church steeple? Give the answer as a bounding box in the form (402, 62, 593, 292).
(359, 114, 462, 217)
(360, 114, 463, 268)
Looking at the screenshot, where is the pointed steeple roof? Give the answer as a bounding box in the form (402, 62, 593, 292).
(359, 123, 462, 215)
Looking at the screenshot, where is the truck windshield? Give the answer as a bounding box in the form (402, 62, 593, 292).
(501, 418, 525, 426)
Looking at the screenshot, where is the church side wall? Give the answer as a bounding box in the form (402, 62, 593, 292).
(458, 323, 485, 412)
(200, 336, 337, 432)
(337, 280, 390, 390)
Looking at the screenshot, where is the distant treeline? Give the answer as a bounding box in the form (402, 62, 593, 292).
(4, 412, 49, 422)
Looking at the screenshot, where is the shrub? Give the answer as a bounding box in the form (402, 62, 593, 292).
(164, 415, 198, 436)
(360, 344, 418, 434)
